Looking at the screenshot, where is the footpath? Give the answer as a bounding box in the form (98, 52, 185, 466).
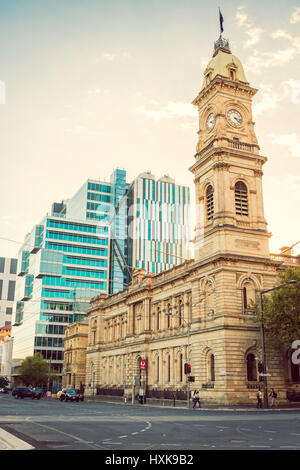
(1, 398, 299, 450)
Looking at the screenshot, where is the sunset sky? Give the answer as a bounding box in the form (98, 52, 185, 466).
(0, 0, 299, 259)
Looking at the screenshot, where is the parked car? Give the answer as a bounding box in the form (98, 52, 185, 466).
(59, 389, 84, 402)
(0, 386, 8, 393)
(12, 387, 34, 399)
(31, 388, 44, 399)
(56, 389, 65, 399)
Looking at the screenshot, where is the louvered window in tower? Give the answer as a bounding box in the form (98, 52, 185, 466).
(235, 181, 248, 216)
(206, 185, 214, 221)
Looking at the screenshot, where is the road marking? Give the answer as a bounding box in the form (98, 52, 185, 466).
(250, 445, 271, 448)
(290, 433, 300, 436)
(161, 443, 181, 446)
(30, 421, 101, 449)
(0, 427, 34, 450)
(102, 442, 122, 445)
(119, 435, 128, 438)
(280, 446, 300, 449)
(264, 430, 276, 433)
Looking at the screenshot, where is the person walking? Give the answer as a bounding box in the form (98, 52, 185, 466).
(192, 390, 201, 409)
(269, 388, 277, 407)
(256, 388, 262, 409)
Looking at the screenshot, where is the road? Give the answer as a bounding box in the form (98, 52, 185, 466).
(0, 394, 300, 451)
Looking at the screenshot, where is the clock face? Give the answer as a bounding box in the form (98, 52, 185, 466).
(227, 109, 243, 127)
(206, 113, 215, 131)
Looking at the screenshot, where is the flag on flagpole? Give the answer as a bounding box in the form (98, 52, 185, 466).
(219, 8, 224, 34)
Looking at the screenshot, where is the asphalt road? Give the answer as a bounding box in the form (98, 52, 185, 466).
(1, 394, 300, 451)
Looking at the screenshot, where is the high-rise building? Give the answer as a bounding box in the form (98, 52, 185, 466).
(11, 168, 191, 389)
(0, 257, 17, 327)
(110, 172, 191, 294)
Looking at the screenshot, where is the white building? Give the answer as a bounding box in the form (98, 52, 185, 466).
(0, 257, 17, 327)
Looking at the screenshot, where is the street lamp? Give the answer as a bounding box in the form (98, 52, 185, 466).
(164, 312, 191, 409)
(259, 279, 297, 408)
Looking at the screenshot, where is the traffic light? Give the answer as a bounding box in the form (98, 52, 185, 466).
(188, 376, 195, 382)
(258, 362, 263, 373)
(184, 363, 191, 374)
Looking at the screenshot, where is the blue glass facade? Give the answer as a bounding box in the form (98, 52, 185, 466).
(11, 171, 121, 389)
(109, 173, 191, 294)
(12, 168, 191, 390)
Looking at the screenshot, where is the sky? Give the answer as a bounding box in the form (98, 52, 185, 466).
(0, 0, 299, 259)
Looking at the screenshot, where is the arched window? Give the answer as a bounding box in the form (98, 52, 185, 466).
(235, 181, 248, 216)
(167, 303, 171, 328)
(291, 357, 300, 383)
(156, 355, 160, 383)
(243, 281, 256, 310)
(206, 185, 214, 221)
(210, 354, 215, 382)
(247, 353, 257, 382)
(157, 307, 160, 331)
(179, 353, 183, 382)
(167, 354, 171, 383)
(178, 300, 182, 326)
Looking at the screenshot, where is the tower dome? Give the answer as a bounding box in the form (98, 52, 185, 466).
(200, 43, 249, 92)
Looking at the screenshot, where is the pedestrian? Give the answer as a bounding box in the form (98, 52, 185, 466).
(256, 388, 262, 408)
(269, 388, 277, 407)
(192, 390, 201, 409)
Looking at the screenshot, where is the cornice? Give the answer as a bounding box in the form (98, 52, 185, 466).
(193, 75, 258, 107)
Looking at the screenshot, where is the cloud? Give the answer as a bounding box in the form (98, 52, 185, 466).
(235, 6, 251, 28)
(102, 52, 115, 62)
(246, 29, 300, 71)
(268, 133, 300, 158)
(235, 6, 264, 48)
(96, 52, 132, 63)
(136, 101, 197, 122)
(283, 79, 300, 104)
(245, 46, 300, 73)
(253, 80, 300, 115)
(244, 27, 264, 48)
(253, 84, 284, 116)
(290, 7, 300, 24)
(87, 87, 110, 96)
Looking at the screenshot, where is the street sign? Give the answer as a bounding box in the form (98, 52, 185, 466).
(140, 359, 146, 370)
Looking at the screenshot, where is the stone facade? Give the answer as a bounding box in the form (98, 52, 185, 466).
(63, 321, 88, 391)
(83, 41, 300, 405)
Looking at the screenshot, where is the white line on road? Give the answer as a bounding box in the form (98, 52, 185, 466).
(250, 445, 271, 448)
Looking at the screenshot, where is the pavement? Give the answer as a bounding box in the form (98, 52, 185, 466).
(1, 397, 300, 450)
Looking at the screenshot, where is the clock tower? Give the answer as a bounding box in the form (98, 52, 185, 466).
(190, 36, 270, 261)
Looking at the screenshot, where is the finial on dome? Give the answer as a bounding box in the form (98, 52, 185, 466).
(214, 8, 231, 53)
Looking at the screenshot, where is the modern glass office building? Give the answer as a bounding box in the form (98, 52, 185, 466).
(11, 168, 191, 389)
(110, 172, 191, 294)
(11, 169, 126, 390)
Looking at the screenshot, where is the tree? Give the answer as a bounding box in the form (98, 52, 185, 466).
(258, 267, 300, 351)
(0, 376, 9, 388)
(19, 353, 56, 388)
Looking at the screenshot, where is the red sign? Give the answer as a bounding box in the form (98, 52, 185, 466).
(140, 359, 146, 370)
